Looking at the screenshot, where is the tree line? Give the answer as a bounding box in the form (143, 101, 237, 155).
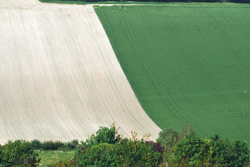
(0, 122, 250, 166)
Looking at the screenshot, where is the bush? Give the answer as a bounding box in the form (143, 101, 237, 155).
(165, 135, 216, 166)
(31, 139, 42, 150)
(65, 139, 79, 150)
(145, 141, 164, 154)
(115, 138, 163, 166)
(48, 159, 75, 167)
(179, 122, 196, 140)
(83, 124, 120, 147)
(74, 139, 163, 166)
(157, 127, 179, 149)
(74, 143, 116, 166)
(30, 139, 78, 150)
(0, 140, 41, 166)
(165, 135, 250, 166)
(42, 140, 65, 150)
(210, 137, 250, 166)
(73, 128, 162, 167)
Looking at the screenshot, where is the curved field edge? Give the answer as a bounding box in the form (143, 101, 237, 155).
(94, 5, 250, 144)
(0, 0, 161, 145)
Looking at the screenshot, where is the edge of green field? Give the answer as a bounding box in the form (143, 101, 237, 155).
(95, 4, 250, 144)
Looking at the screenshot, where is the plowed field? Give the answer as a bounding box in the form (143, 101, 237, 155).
(0, 0, 161, 144)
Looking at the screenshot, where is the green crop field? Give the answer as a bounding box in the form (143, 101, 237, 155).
(95, 4, 250, 143)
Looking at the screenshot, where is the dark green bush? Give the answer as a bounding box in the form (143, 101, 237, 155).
(157, 127, 179, 148)
(73, 126, 162, 166)
(74, 139, 162, 167)
(165, 135, 216, 166)
(83, 125, 120, 147)
(74, 143, 116, 166)
(115, 138, 163, 166)
(31, 139, 42, 150)
(65, 139, 79, 149)
(165, 135, 250, 166)
(42, 140, 65, 150)
(210, 137, 250, 166)
(0, 140, 41, 167)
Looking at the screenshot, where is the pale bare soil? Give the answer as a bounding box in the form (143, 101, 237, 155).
(0, 0, 161, 144)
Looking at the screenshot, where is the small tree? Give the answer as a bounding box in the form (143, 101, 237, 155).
(1, 140, 41, 166)
(83, 122, 120, 147)
(179, 122, 196, 140)
(157, 127, 179, 150)
(31, 139, 42, 150)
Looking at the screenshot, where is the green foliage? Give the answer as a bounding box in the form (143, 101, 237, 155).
(210, 137, 250, 166)
(179, 122, 196, 140)
(47, 159, 75, 167)
(31, 139, 42, 150)
(0, 140, 41, 166)
(95, 5, 250, 145)
(0, 144, 2, 165)
(166, 135, 214, 166)
(34, 150, 75, 167)
(74, 143, 116, 166)
(42, 140, 65, 150)
(165, 135, 250, 166)
(74, 139, 162, 166)
(62, 139, 79, 150)
(114, 138, 162, 166)
(73, 126, 162, 166)
(83, 125, 120, 147)
(157, 127, 179, 149)
(30, 139, 78, 151)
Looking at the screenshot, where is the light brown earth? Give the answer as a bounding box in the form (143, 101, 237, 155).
(0, 0, 161, 144)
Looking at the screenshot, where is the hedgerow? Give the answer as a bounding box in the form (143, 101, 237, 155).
(1, 123, 249, 167)
(73, 131, 163, 166)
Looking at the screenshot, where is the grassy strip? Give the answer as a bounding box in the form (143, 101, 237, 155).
(95, 4, 250, 145)
(34, 150, 75, 166)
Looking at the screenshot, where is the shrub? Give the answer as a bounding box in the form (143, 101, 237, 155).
(74, 143, 116, 166)
(165, 135, 250, 166)
(70, 139, 79, 148)
(65, 139, 79, 150)
(47, 159, 75, 167)
(31, 139, 42, 150)
(83, 123, 120, 147)
(165, 135, 216, 166)
(179, 122, 196, 140)
(74, 129, 162, 167)
(0, 140, 41, 166)
(210, 137, 250, 166)
(74, 139, 163, 167)
(42, 140, 65, 150)
(115, 137, 163, 166)
(145, 141, 164, 154)
(157, 127, 179, 149)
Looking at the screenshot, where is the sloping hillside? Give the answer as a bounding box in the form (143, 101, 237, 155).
(95, 5, 250, 143)
(0, 0, 161, 144)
